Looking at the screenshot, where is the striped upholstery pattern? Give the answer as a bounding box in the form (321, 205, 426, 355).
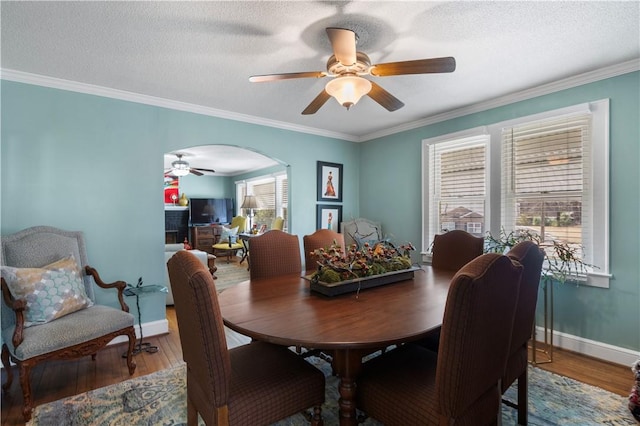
(357, 253, 523, 426)
(167, 250, 324, 425)
(303, 229, 345, 273)
(502, 241, 545, 424)
(431, 229, 485, 271)
(248, 230, 302, 280)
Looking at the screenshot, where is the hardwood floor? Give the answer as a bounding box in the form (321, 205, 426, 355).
(1, 307, 634, 425)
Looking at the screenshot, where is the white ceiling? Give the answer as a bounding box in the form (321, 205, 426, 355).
(2, 1, 639, 173)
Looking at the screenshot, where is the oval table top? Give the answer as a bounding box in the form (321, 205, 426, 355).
(217, 266, 455, 351)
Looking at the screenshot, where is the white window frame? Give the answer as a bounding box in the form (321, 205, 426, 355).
(422, 100, 610, 288)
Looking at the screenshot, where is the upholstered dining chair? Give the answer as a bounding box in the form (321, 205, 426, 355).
(167, 250, 324, 426)
(356, 253, 523, 426)
(502, 240, 545, 425)
(420, 229, 485, 351)
(303, 229, 345, 274)
(0, 226, 136, 422)
(212, 216, 246, 263)
(248, 230, 302, 280)
(431, 229, 485, 271)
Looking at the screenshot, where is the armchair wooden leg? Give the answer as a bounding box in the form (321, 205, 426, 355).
(125, 327, 137, 375)
(18, 362, 33, 422)
(1, 344, 13, 391)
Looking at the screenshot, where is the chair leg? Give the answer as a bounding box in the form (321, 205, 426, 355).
(517, 370, 528, 425)
(125, 327, 137, 375)
(18, 362, 33, 422)
(1, 344, 13, 391)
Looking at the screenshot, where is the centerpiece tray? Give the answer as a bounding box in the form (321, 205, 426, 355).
(303, 266, 421, 297)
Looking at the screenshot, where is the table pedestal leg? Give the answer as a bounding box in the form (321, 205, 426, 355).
(333, 349, 362, 426)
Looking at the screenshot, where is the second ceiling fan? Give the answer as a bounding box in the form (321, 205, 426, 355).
(250, 27, 456, 115)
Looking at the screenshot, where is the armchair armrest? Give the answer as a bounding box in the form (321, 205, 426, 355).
(84, 266, 130, 313)
(1, 277, 27, 349)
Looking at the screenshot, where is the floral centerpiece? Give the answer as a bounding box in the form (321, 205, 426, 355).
(309, 240, 415, 284)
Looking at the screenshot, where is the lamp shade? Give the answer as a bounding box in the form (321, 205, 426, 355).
(241, 195, 259, 209)
(325, 75, 372, 110)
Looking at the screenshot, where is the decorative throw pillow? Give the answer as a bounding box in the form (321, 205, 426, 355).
(0, 255, 93, 327)
(220, 226, 239, 244)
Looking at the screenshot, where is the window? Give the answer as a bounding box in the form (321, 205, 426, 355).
(423, 100, 610, 287)
(425, 130, 489, 245)
(236, 172, 288, 231)
(502, 113, 590, 260)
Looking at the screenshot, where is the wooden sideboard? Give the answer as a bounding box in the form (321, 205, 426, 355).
(191, 225, 223, 254)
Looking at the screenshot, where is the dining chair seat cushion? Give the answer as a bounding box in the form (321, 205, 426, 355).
(1, 305, 134, 360)
(226, 341, 325, 425)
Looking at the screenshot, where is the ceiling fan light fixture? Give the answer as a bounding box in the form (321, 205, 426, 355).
(325, 75, 372, 110)
(171, 158, 190, 176)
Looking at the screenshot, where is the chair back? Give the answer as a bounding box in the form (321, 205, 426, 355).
(506, 241, 545, 358)
(431, 230, 484, 271)
(249, 230, 301, 280)
(167, 250, 231, 409)
(1, 226, 95, 301)
(435, 253, 522, 421)
(229, 216, 247, 233)
(303, 229, 345, 273)
(271, 216, 285, 231)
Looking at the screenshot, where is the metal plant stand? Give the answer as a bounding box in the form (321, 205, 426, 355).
(531, 279, 553, 364)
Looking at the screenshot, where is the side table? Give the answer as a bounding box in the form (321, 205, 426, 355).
(123, 284, 168, 356)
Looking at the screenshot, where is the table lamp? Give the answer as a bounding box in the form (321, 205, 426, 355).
(241, 195, 259, 232)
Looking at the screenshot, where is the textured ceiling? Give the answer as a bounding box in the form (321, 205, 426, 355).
(2, 1, 639, 172)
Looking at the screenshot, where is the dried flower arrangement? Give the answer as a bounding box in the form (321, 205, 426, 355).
(309, 240, 415, 284)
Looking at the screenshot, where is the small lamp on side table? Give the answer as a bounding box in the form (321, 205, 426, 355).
(241, 195, 259, 232)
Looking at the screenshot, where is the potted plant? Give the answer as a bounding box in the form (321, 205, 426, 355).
(485, 227, 597, 362)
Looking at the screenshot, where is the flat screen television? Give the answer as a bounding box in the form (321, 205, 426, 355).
(189, 198, 234, 226)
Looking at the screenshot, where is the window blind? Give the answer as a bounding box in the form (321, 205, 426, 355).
(502, 113, 591, 248)
(428, 136, 488, 241)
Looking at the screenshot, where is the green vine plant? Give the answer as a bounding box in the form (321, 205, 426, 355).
(484, 227, 597, 286)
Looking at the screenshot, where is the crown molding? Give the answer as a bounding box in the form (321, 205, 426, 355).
(2, 58, 638, 144)
(359, 59, 640, 142)
(0, 69, 359, 143)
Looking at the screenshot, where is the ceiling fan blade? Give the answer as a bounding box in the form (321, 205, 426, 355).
(302, 90, 332, 115)
(370, 57, 456, 77)
(189, 169, 204, 176)
(249, 71, 326, 83)
(192, 167, 216, 173)
(326, 27, 357, 66)
(368, 81, 405, 112)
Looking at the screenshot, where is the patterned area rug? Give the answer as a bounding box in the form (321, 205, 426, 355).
(213, 258, 250, 292)
(30, 356, 635, 426)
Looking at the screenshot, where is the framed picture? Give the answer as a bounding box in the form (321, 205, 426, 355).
(164, 173, 179, 204)
(316, 204, 342, 231)
(317, 161, 343, 202)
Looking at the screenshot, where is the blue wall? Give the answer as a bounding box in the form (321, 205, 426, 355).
(2, 72, 638, 353)
(359, 72, 640, 352)
(1, 81, 360, 324)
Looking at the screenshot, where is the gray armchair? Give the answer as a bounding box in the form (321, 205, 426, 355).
(0, 226, 136, 422)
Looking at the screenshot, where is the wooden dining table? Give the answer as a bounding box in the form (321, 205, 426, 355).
(217, 266, 456, 426)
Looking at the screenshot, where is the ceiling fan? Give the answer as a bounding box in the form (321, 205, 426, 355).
(249, 27, 456, 115)
(165, 154, 215, 177)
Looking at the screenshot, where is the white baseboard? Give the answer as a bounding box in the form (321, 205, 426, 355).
(535, 326, 640, 367)
(108, 319, 169, 346)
